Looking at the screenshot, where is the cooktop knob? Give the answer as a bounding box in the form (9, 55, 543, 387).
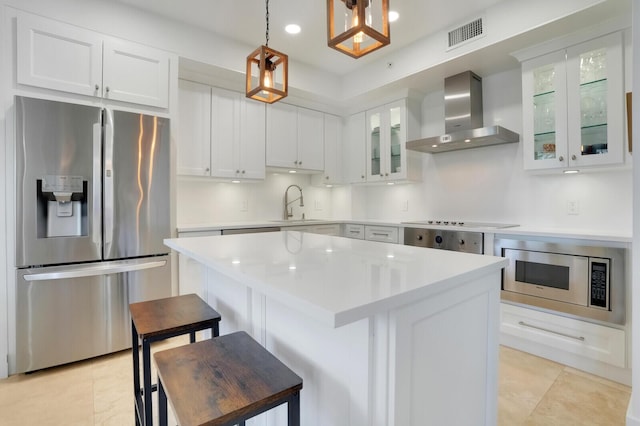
(416, 235, 423, 241)
(435, 220, 442, 225)
(451, 221, 457, 225)
(443, 221, 449, 225)
(459, 239, 465, 245)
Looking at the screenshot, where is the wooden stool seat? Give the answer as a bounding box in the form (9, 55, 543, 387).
(130, 293, 221, 426)
(155, 331, 303, 426)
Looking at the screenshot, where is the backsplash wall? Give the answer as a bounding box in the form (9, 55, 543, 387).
(355, 69, 633, 232)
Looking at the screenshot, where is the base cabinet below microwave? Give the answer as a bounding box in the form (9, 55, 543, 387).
(501, 303, 627, 379)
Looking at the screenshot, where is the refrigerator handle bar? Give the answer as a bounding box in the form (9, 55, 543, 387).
(92, 122, 102, 246)
(104, 110, 114, 248)
(23, 260, 167, 281)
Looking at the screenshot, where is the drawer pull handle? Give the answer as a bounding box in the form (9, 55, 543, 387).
(518, 321, 585, 341)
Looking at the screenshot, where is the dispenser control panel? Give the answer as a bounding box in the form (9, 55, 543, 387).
(41, 175, 83, 193)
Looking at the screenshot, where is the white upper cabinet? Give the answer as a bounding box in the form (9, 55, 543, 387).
(365, 99, 421, 182)
(210, 87, 265, 180)
(343, 112, 367, 184)
(178, 82, 265, 180)
(266, 103, 324, 172)
(178, 80, 212, 176)
(17, 12, 171, 108)
(312, 114, 342, 186)
(521, 32, 624, 171)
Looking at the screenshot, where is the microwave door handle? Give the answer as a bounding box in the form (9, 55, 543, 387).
(103, 110, 114, 252)
(22, 259, 167, 281)
(92, 122, 102, 247)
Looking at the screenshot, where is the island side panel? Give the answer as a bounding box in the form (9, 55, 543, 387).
(204, 267, 375, 426)
(390, 271, 501, 426)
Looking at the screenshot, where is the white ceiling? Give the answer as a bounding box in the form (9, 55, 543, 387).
(113, 0, 507, 75)
(111, 0, 631, 103)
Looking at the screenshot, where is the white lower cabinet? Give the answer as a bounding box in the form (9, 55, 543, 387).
(343, 224, 365, 239)
(176, 230, 222, 297)
(501, 303, 626, 369)
(364, 225, 399, 243)
(286, 224, 341, 236)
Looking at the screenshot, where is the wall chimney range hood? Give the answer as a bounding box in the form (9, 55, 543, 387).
(407, 71, 519, 153)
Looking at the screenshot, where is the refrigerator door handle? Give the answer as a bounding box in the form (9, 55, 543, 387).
(23, 259, 167, 281)
(104, 109, 114, 249)
(92, 122, 102, 246)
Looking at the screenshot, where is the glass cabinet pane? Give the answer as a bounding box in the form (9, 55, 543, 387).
(369, 112, 381, 177)
(579, 48, 608, 156)
(532, 64, 557, 161)
(389, 106, 401, 174)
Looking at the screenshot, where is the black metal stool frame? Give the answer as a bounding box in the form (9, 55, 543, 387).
(132, 320, 220, 426)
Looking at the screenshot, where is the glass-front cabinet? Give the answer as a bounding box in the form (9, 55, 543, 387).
(366, 100, 409, 182)
(521, 32, 624, 171)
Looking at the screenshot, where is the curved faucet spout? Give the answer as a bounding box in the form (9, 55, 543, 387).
(284, 185, 304, 220)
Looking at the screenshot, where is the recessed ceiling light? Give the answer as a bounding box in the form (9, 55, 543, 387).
(389, 11, 399, 22)
(285, 24, 301, 34)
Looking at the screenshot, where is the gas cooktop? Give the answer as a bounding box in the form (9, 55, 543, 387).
(402, 220, 519, 229)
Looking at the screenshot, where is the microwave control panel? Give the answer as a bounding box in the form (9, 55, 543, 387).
(589, 258, 610, 309)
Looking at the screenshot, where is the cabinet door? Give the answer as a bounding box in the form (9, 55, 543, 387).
(297, 108, 325, 171)
(320, 114, 342, 184)
(177, 80, 211, 176)
(366, 107, 385, 182)
(344, 112, 367, 183)
(566, 32, 624, 168)
(103, 38, 170, 108)
(522, 51, 568, 170)
(210, 87, 240, 179)
(387, 100, 407, 180)
(266, 103, 298, 168)
(239, 98, 266, 180)
(17, 12, 103, 97)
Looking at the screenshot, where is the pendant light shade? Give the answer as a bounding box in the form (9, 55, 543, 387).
(246, 45, 288, 104)
(327, 0, 390, 58)
(246, 0, 288, 103)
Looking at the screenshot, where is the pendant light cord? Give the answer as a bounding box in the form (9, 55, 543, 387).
(265, 0, 270, 47)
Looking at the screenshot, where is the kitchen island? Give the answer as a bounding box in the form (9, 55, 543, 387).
(165, 231, 508, 426)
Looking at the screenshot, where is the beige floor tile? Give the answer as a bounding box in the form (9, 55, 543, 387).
(524, 370, 631, 426)
(498, 346, 565, 426)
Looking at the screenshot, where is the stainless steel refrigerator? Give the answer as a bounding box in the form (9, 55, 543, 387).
(14, 96, 171, 374)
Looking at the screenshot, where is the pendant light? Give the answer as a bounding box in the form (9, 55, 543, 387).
(326, 0, 390, 58)
(246, 0, 288, 104)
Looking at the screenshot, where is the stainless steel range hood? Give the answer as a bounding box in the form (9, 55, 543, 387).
(407, 71, 519, 153)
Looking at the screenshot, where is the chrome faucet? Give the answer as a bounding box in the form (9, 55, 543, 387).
(283, 184, 304, 220)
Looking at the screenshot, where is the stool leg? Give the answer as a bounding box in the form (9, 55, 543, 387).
(143, 338, 153, 425)
(213, 321, 220, 338)
(189, 331, 196, 343)
(288, 392, 301, 426)
(132, 321, 141, 426)
(158, 377, 167, 426)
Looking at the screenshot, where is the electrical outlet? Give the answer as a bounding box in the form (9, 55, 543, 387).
(240, 199, 248, 212)
(315, 200, 323, 210)
(567, 200, 579, 215)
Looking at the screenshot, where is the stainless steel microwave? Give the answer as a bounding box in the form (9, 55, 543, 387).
(495, 238, 625, 325)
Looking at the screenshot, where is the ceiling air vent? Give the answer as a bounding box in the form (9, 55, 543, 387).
(447, 17, 484, 50)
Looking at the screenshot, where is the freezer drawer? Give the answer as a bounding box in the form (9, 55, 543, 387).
(14, 256, 171, 374)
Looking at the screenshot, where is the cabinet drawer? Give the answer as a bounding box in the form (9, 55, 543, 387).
(364, 226, 398, 243)
(501, 303, 625, 368)
(343, 224, 365, 239)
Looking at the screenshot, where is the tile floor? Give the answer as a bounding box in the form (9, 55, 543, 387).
(0, 341, 631, 425)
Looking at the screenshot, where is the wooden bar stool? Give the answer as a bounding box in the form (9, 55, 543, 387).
(130, 293, 222, 426)
(155, 331, 303, 426)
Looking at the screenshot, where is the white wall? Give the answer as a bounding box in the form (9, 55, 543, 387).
(176, 174, 335, 225)
(355, 68, 633, 233)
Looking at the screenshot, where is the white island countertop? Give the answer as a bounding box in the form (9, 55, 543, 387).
(165, 231, 508, 327)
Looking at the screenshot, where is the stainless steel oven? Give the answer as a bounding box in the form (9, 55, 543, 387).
(495, 238, 625, 325)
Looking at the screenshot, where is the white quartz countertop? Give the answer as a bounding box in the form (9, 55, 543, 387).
(176, 220, 631, 243)
(165, 231, 508, 328)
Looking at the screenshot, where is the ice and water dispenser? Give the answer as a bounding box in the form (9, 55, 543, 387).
(37, 175, 88, 238)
